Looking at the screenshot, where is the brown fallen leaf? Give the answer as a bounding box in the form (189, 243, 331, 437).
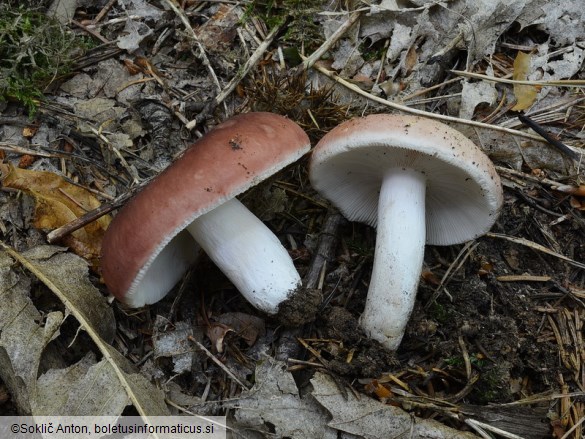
(216, 312, 266, 347)
(511, 51, 539, 111)
(193, 3, 241, 53)
(18, 154, 37, 168)
(0, 244, 170, 417)
(0, 163, 111, 266)
(569, 196, 585, 210)
(206, 312, 265, 354)
(206, 322, 234, 354)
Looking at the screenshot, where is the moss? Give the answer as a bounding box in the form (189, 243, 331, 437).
(427, 302, 451, 324)
(471, 362, 513, 404)
(244, 0, 325, 52)
(0, 4, 89, 115)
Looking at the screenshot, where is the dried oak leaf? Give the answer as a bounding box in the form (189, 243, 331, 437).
(0, 163, 110, 265)
(512, 51, 539, 111)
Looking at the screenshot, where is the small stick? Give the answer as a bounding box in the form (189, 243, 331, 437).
(495, 165, 569, 188)
(275, 209, 344, 362)
(305, 56, 553, 143)
(93, 0, 118, 24)
(518, 114, 581, 161)
(87, 125, 139, 184)
(451, 70, 585, 88)
(187, 336, 251, 389)
(72, 20, 111, 44)
(161, 0, 223, 95)
(185, 23, 283, 129)
(300, 11, 361, 72)
(46, 180, 151, 243)
(304, 209, 344, 290)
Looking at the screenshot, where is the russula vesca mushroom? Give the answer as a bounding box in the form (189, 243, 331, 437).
(309, 114, 503, 350)
(101, 112, 310, 312)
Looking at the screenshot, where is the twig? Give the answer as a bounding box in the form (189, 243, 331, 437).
(496, 275, 551, 282)
(560, 407, 585, 439)
(451, 70, 585, 87)
(486, 232, 585, 270)
(305, 57, 554, 142)
(93, 0, 118, 24)
(188, 336, 251, 389)
(494, 166, 570, 189)
(46, 178, 152, 243)
(425, 241, 479, 309)
(465, 418, 525, 439)
(185, 23, 283, 129)
(87, 125, 139, 184)
(300, 11, 361, 71)
(458, 335, 472, 380)
(401, 77, 463, 102)
(72, 19, 111, 44)
(304, 209, 344, 290)
(518, 114, 581, 161)
(0, 143, 61, 159)
(161, 0, 223, 96)
(276, 208, 344, 362)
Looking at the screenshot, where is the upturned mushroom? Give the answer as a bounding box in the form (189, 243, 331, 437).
(101, 112, 310, 313)
(309, 114, 503, 350)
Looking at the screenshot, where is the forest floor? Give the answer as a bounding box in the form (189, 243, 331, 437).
(0, 1, 584, 438)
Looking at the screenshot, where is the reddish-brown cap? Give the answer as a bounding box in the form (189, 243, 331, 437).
(101, 112, 310, 305)
(309, 114, 503, 245)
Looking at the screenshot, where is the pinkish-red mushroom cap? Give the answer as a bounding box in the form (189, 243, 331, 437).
(101, 112, 310, 305)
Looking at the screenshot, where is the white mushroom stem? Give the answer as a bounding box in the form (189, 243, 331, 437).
(359, 168, 426, 350)
(186, 197, 301, 314)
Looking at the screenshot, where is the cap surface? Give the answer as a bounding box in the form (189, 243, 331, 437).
(309, 114, 503, 245)
(101, 112, 311, 304)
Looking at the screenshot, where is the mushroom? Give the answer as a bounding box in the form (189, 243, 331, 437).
(101, 112, 310, 312)
(309, 114, 503, 350)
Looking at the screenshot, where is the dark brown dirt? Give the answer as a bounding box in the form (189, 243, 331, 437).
(275, 286, 322, 327)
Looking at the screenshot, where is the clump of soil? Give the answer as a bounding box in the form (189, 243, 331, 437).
(319, 306, 397, 377)
(276, 287, 322, 326)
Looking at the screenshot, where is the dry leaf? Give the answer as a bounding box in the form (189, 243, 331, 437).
(47, 0, 77, 24)
(193, 3, 242, 53)
(17, 154, 36, 168)
(206, 323, 234, 354)
(115, 0, 164, 52)
(123, 58, 144, 75)
(311, 372, 478, 438)
(512, 51, 539, 111)
(34, 352, 130, 416)
(22, 125, 38, 138)
(153, 318, 194, 374)
(0, 244, 170, 417)
(228, 358, 337, 439)
(20, 246, 116, 342)
(0, 163, 110, 265)
(569, 196, 585, 210)
(364, 379, 394, 399)
(0, 250, 63, 414)
(216, 312, 265, 347)
(231, 360, 479, 439)
(404, 45, 418, 75)
(459, 80, 497, 120)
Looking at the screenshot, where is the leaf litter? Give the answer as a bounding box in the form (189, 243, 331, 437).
(0, 244, 169, 418)
(0, 0, 584, 437)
